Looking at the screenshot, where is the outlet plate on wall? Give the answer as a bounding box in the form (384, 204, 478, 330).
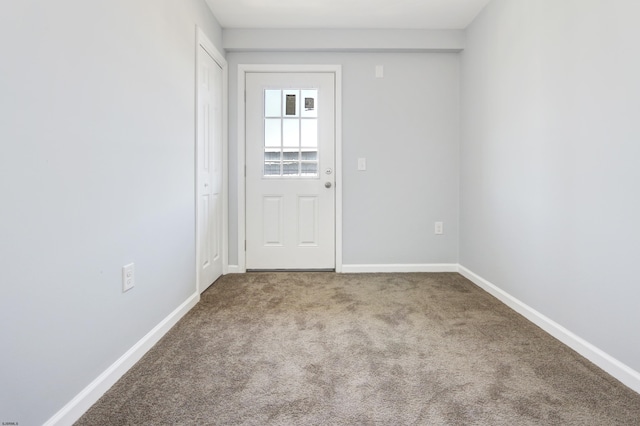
(435, 222, 444, 235)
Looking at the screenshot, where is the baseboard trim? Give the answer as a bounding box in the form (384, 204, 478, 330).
(458, 265, 640, 394)
(342, 263, 459, 273)
(226, 265, 243, 274)
(43, 292, 201, 426)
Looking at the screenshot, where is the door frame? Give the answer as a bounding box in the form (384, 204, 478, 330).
(237, 64, 343, 273)
(195, 27, 228, 293)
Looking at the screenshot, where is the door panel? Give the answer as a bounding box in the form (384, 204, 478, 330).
(263, 196, 284, 246)
(246, 72, 335, 270)
(197, 46, 223, 291)
(297, 196, 319, 246)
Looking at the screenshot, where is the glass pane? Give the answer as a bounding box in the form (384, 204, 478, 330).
(283, 150, 299, 161)
(265, 150, 281, 161)
(283, 90, 299, 117)
(301, 119, 318, 148)
(301, 150, 318, 161)
(264, 162, 281, 176)
(283, 161, 299, 175)
(301, 90, 318, 118)
(265, 90, 281, 117)
(264, 119, 281, 148)
(282, 119, 300, 147)
(301, 162, 318, 176)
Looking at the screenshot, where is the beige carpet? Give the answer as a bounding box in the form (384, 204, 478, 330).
(76, 273, 640, 425)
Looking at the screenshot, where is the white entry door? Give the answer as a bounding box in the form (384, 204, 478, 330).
(246, 72, 335, 270)
(197, 45, 223, 292)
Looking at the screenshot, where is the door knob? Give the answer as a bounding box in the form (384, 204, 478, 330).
(325, 182, 332, 188)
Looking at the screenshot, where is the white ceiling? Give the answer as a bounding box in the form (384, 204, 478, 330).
(205, 0, 492, 30)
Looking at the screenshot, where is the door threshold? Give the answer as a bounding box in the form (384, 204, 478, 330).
(246, 269, 335, 273)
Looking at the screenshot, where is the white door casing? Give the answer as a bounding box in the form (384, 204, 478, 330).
(196, 34, 226, 292)
(245, 72, 336, 270)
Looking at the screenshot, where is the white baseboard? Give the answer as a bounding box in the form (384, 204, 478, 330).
(342, 263, 459, 273)
(458, 265, 640, 394)
(43, 292, 201, 426)
(226, 265, 243, 274)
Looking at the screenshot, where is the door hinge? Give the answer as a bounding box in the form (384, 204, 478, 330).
(244, 240, 247, 251)
(244, 165, 246, 177)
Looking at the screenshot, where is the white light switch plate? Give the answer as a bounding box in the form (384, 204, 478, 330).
(375, 65, 384, 78)
(122, 263, 135, 292)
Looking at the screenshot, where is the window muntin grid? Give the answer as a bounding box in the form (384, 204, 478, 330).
(263, 89, 318, 178)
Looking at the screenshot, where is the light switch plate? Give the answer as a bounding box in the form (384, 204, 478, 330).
(122, 263, 135, 292)
(375, 65, 384, 78)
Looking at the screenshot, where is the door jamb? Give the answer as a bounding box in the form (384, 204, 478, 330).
(237, 64, 343, 273)
(195, 27, 229, 294)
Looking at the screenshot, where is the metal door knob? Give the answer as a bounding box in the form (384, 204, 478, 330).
(325, 182, 332, 188)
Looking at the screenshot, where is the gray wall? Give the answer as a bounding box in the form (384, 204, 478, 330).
(227, 52, 460, 266)
(0, 1, 223, 424)
(460, 0, 640, 371)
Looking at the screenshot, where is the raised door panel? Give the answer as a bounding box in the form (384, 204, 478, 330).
(298, 196, 319, 246)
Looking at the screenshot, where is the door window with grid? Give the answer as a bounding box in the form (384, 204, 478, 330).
(263, 89, 318, 177)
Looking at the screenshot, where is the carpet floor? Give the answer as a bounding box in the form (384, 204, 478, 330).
(76, 272, 640, 425)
